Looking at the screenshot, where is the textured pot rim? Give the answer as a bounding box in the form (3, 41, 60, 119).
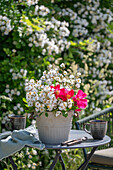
(8, 115, 26, 119)
(90, 120, 107, 124)
(36, 110, 74, 117)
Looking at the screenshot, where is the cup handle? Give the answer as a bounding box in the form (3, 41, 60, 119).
(83, 123, 91, 135)
(5, 120, 12, 130)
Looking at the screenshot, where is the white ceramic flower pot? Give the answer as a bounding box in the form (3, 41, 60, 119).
(36, 111, 73, 144)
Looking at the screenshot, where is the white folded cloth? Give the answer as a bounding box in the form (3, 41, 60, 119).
(0, 125, 45, 160)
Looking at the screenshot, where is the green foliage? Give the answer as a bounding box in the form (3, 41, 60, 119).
(22, 15, 44, 31)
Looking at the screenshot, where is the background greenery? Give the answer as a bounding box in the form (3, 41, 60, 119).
(0, 0, 113, 169)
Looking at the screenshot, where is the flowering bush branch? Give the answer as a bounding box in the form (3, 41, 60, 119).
(24, 63, 87, 117)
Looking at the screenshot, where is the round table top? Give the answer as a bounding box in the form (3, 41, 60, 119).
(45, 130, 111, 149)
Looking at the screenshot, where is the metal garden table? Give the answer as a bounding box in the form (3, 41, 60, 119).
(9, 130, 111, 170)
(45, 130, 111, 170)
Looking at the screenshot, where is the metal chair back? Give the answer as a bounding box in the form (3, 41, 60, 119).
(75, 106, 113, 169)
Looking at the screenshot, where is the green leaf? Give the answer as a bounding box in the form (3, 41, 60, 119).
(62, 112, 68, 117)
(22, 15, 44, 32)
(53, 79, 56, 85)
(1, 103, 6, 108)
(25, 104, 29, 108)
(45, 112, 48, 117)
(0, 95, 12, 101)
(39, 112, 43, 117)
(70, 41, 77, 46)
(23, 98, 27, 103)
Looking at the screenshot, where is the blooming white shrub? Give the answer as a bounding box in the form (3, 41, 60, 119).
(19, 15, 70, 55)
(19, 0, 38, 6)
(0, 15, 13, 35)
(57, 0, 113, 112)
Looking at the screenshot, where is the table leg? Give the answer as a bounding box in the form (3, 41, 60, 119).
(49, 150, 61, 170)
(8, 156, 17, 170)
(77, 146, 98, 170)
(59, 153, 66, 170)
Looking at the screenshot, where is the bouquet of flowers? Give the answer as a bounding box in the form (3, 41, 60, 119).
(24, 63, 87, 117)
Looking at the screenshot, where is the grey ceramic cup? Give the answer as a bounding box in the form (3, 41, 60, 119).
(6, 115, 26, 130)
(83, 120, 107, 139)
